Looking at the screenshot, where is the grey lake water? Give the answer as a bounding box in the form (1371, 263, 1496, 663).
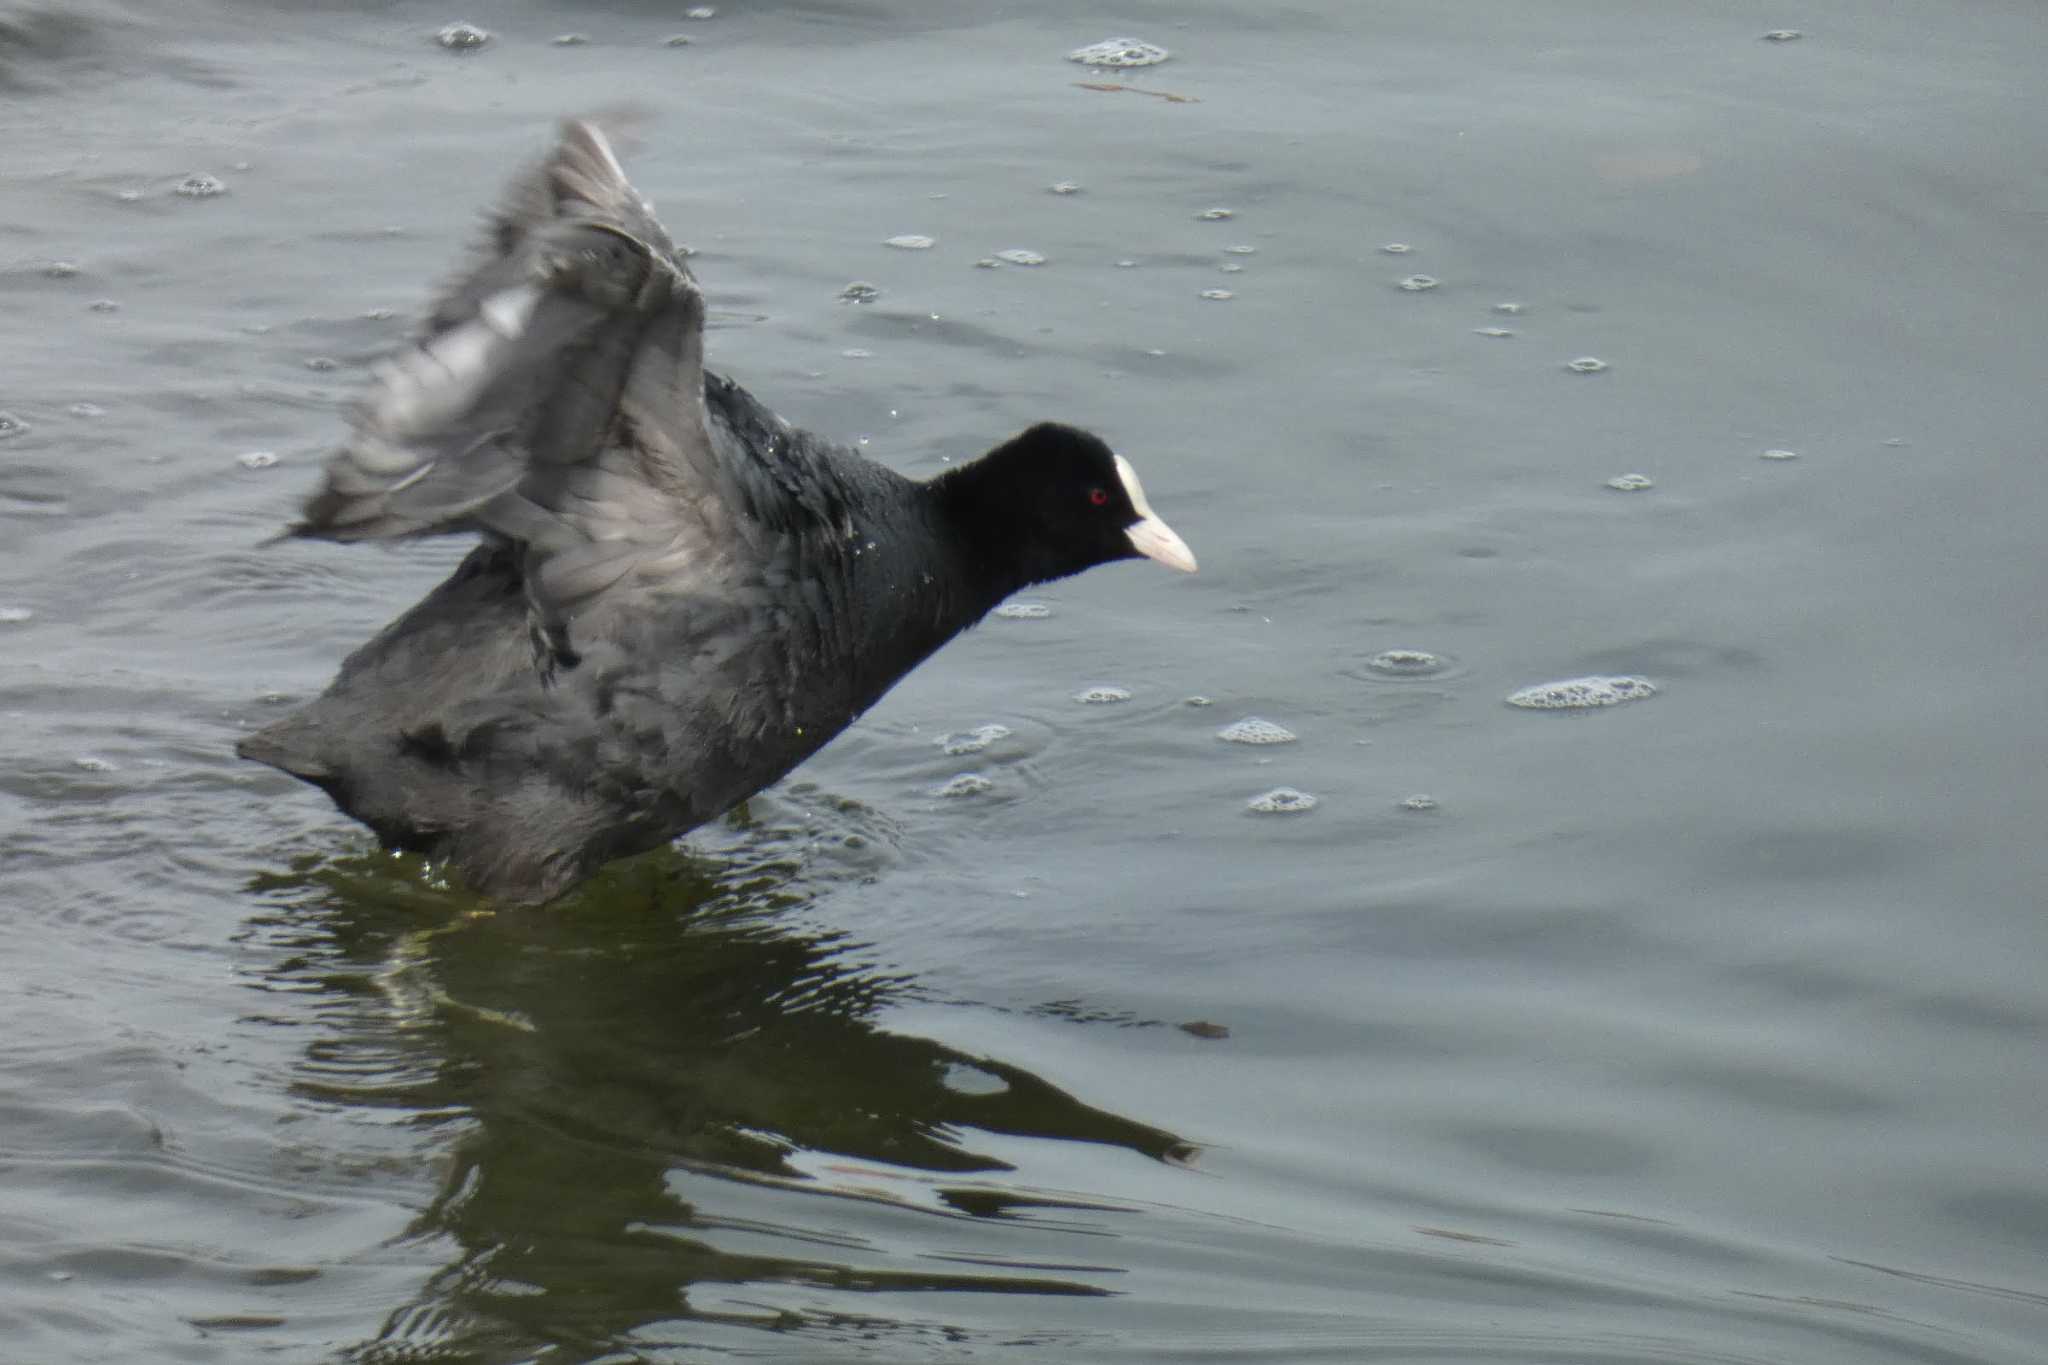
(5, 1, 2047, 1361)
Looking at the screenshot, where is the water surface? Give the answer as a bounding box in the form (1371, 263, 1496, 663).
(5, 1, 2047, 1361)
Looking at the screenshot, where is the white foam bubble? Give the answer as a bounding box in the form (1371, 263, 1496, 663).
(0, 412, 30, 439)
(1473, 327, 1515, 338)
(0, 606, 32, 624)
(1398, 275, 1439, 291)
(838, 281, 880, 303)
(1760, 448, 1800, 461)
(1184, 695, 1214, 707)
(1049, 180, 1082, 195)
(1762, 29, 1803, 41)
(1073, 685, 1132, 704)
(1225, 244, 1257, 255)
(940, 724, 1012, 756)
(884, 234, 935, 250)
(1506, 675, 1657, 710)
(934, 773, 993, 798)
(1069, 37, 1171, 67)
(1218, 717, 1297, 745)
(1399, 794, 1439, 812)
(435, 22, 488, 50)
(1247, 787, 1318, 814)
(1199, 289, 1235, 301)
(236, 450, 279, 469)
(995, 248, 1045, 266)
(1195, 207, 1234, 221)
(68, 403, 105, 418)
(994, 601, 1051, 619)
(73, 756, 116, 773)
(1567, 357, 1608, 373)
(1381, 243, 1413, 254)
(1493, 302, 1523, 315)
(1605, 473, 1654, 491)
(1366, 649, 1443, 676)
(175, 174, 227, 198)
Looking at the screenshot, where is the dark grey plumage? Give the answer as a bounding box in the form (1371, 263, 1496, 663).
(238, 119, 1196, 903)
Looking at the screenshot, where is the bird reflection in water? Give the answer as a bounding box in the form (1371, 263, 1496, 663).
(241, 793, 1194, 1358)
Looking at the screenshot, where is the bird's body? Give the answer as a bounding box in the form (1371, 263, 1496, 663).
(239, 120, 1194, 903)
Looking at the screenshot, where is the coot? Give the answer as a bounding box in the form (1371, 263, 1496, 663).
(238, 120, 1196, 903)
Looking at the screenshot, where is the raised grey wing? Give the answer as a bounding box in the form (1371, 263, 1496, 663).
(287, 120, 696, 544)
(281, 119, 734, 673)
(421, 115, 675, 338)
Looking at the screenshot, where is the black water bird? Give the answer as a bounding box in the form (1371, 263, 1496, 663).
(237, 120, 1196, 902)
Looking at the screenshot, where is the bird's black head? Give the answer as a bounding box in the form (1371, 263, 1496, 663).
(940, 422, 1197, 590)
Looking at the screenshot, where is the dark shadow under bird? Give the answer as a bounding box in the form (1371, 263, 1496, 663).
(237, 119, 1197, 904)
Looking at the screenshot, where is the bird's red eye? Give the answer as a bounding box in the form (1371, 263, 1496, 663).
(1088, 487, 1109, 507)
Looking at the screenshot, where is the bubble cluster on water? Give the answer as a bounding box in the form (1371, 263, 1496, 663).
(1506, 675, 1657, 710)
(1760, 448, 1800, 461)
(1381, 242, 1413, 254)
(995, 248, 1046, 266)
(1762, 29, 1803, 41)
(1471, 327, 1513, 339)
(838, 281, 880, 303)
(939, 724, 1012, 756)
(1398, 275, 1439, 291)
(994, 601, 1051, 619)
(73, 756, 116, 773)
(1184, 695, 1214, 707)
(68, 402, 105, 418)
(840, 348, 873, 359)
(1069, 37, 1171, 67)
(176, 174, 227, 198)
(1073, 685, 1132, 704)
(0, 412, 30, 439)
(551, 32, 588, 45)
(686, 5, 717, 17)
(88, 299, 119, 313)
(1218, 716, 1297, 745)
(435, 22, 488, 50)
(1605, 473, 1654, 491)
(303, 356, 339, 372)
(1115, 258, 1140, 268)
(1399, 794, 1439, 812)
(1200, 289, 1234, 301)
(1049, 180, 1082, 195)
(884, 234, 935, 250)
(1247, 787, 1317, 814)
(1366, 648, 1444, 677)
(1224, 244, 1257, 255)
(236, 450, 279, 470)
(1493, 302, 1523, 315)
(1219, 263, 1243, 274)
(1567, 356, 1608, 373)
(0, 606, 32, 624)
(663, 34, 694, 46)
(934, 773, 993, 798)
(1195, 207, 1234, 221)
(42, 260, 80, 278)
